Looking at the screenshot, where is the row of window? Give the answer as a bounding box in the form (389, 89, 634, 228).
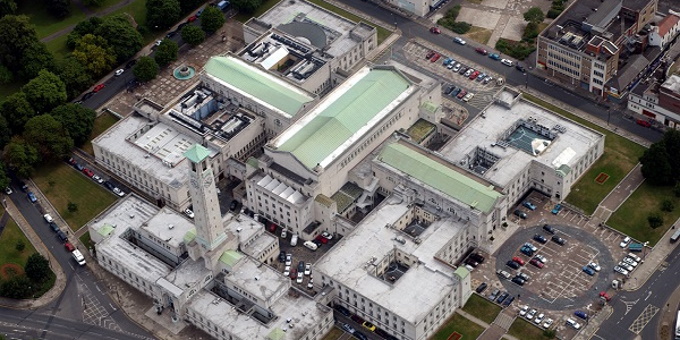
(339, 110, 405, 168)
(547, 59, 580, 77)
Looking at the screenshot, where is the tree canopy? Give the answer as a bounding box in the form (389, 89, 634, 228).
(146, 0, 181, 30)
(67, 16, 103, 49)
(49, 103, 96, 146)
(523, 7, 545, 24)
(154, 39, 179, 67)
(2, 138, 39, 178)
(0, 15, 52, 79)
(53, 57, 94, 100)
(231, 0, 262, 14)
(72, 34, 116, 77)
(44, 0, 71, 18)
(23, 115, 74, 161)
(22, 70, 67, 114)
(0, 92, 35, 134)
(133, 56, 160, 82)
(94, 14, 143, 63)
(640, 130, 680, 185)
(25, 253, 51, 283)
(201, 6, 226, 34)
(0, 0, 17, 17)
(181, 24, 205, 46)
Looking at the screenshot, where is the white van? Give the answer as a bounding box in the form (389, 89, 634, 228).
(290, 234, 298, 247)
(43, 214, 53, 223)
(501, 59, 514, 67)
(72, 249, 86, 266)
(303, 240, 318, 251)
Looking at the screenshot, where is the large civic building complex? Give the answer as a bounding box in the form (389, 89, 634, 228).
(537, 0, 658, 96)
(88, 0, 606, 339)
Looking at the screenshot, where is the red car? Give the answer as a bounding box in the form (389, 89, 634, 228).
(430, 27, 441, 34)
(187, 15, 198, 22)
(315, 235, 329, 244)
(289, 269, 297, 279)
(64, 242, 75, 252)
(475, 47, 488, 55)
(529, 258, 544, 268)
(268, 222, 277, 232)
(469, 71, 480, 80)
(457, 90, 467, 99)
(430, 53, 441, 62)
(636, 119, 651, 127)
(93, 84, 105, 92)
(599, 291, 611, 301)
(82, 168, 95, 177)
(512, 256, 525, 266)
(425, 51, 435, 60)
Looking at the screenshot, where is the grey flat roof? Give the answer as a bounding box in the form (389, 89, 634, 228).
(314, 196, 462, 323)
(143, 207, 196, 249)
(439, 91, 603, 187)
(225, 257, 290, 303)
(159, 259, 212, 297)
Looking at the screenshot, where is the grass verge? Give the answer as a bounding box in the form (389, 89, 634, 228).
(19, 0, 86, 39)
(79, 232, 95, 250)
(0, 215, 38, 267)
(462, 294, 501, 324)
(45, 34, 71, 60)
(32, 163, 117, 231)
(431, 312, 485, 340)
(522, 93, 646, 214)
(607, 183, 680, 246)
(507, 318, 550, 340)
(82, 112, 120, 155)
(465, 26, 492, 45)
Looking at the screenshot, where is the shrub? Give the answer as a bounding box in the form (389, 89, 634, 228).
(648, 213, 664, 229)
(523, 22, 539, 41)
(16, 240, 25, 251)
(450, 22, 471, 34)
(495, 39, 536, 60)
(662, 200, 675, 212)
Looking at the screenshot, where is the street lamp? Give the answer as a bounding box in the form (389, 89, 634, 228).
(524, 73, 528, 89)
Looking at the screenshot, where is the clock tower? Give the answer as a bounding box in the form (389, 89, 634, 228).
(184, 144, 225, 251)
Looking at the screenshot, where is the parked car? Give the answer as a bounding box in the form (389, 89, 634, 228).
(453, 37, 466, 45)
(517, 272, 530, 281)
(430, 53, 441, 62)
(488, 53, 501, 60)
(496, 270, 511, 280)
(103, 181, 115, 190)
(114, 69, 124, 76)
(469, 71, 480, 80)
(523, 201, 537, 210)
(92, 175, 104, 184)
(281, 228, 288, 239)
(506, 260, 520, 270)
(464, 68, 474, 77)
(500, 58, 513, 66)
(452, 63, 461, 72)
(533, 313, 544, 325)
(458, 66, 468, 75)
(27, 192, 37, 203)
(543, 224, 556, 234)
(636, 119, 651, 127)
(64, 242, 75, 252)
(303, 240, 318, 251)
(350, 315, 365, 324)
(627, 253, 642, 262)
(599, 291, 612, 301)
(574, 311, 588, 320)
(475, 47, 488, 55)
(582, 266, 595, 276)
(112, 187, 125, 197)
(520, 246, 534, 257)
(315, 235, 329, 244)
(425, 51, 435, 60)
(82, 168, 94, 177)
(516, 64, 526, 72)
(289, 269, 297, 279)
(542, 318, 554, 329)
(614, 265, 629, 276)
(285, 254, 292, 266)
(523, 242, 538, 252)
(304, 263, 312, 276)
(533, 234, 547, 244)
(488, 289, 500, 301)
(49, 222, 60, 232)
(514, 210, 527, 219)
(529, 258, 544, 268)
(476, 282, 488, 293)
(321, 231, 333, 240)
(4, 187, 11, 195)
(566, 318, 581, 329)
(470, 253, 485, 263)
(618, 262, 634, 272)
(519, 305, 529, 316)
(462, 93, 475, 102)
(457, 89, 467, 99)
(502, 296, 515, 307)
(511, 276, 525, 285)
(341, 323, 356, 334)
(551, 235, 566, 245)
(620, 236, 632, 248)
(362, 321, 376, 332)
(496, 292, 509, 303)
(551, 204, 562, 214)
(278, 251, 286, 263)
(526, 309, 537, 320)
(93, 84, 105, 92)
(43, 214, 54, 223)
(290, 234, 298, 246)
(429, 27, 441, 34)
(56, 230, 68, 242)
(534, 254, 547, 263)
(335, 305, 351, 317)
(588, 262, 601, 271)
(511, 256, 525, 266)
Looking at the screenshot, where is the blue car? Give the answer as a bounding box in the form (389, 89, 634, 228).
(520, 246, 534, 256)
(552, 204, 562, 214)
(27, 191, 37, 203)
(574, 310, 588, 319)
(489, 53, 501, 60)
(582, 266, 595, 276)
(523, 201, 537, 210)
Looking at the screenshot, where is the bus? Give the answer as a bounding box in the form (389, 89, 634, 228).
(675, 310, 680, 340)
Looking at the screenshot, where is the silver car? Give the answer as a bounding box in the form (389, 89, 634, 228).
(614, 265, 629, 276)
(618, 262, 634, 272)
(622, 257, 638, 267)
(452, 63, 461, 72)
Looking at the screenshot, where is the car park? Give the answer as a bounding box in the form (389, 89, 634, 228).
(514, 210, 527, 219)
(512, 256, 525, 266)
(574, 311, 588, 320)
(511, 276, 525, 285)
(453, 37, 466, 45)
(542, 318, 553, 329)
(551, 235, 566, 245)
(523, 201, 536, 210)
(500, 59, 513, 67)
(496, 291, 509, 303)
(506, 260, 520, 270)
(543, 224, 556, 234)
(618, 262, 634, 272)
(614, 265, 629, 276)
(44, 214, 54, 223)
(582, 266, 595, 276)
(488, 289, 500, 300)
(534, 254, 547, 263)
(620, 236, 631, 248)
(529, 258, 544, 268)
(27, 192, 37, 203)
(92, 175, 104, 184)
(488, 53, 500, 60)
(551, 204, 562, 214)
(533, 234, 547, 244)
(533, 313, 544, 325)
(588, 262, 601, 271)
(566, 318, 581, 329)
(526, 309, 537, 320)
(476, 282, 488, 293)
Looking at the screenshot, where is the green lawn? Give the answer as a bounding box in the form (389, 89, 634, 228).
(32, 163, 117, 231)
(607, 183, 680, 246)
(431, 312, 485, 340)
(321, 327, 344, 340)
(462, 294, 501, 324)
(45, 34, 71, 60)
(18, 0, 86, 39)
(82, 112, 120, 155)
(507, 318, 551, 340)
(0, 213, 37, 267)
(522, 93, 646, 214)
(79, 232, 95, 250)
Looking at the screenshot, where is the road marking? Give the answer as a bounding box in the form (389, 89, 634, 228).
(644, 291, 652, 301)
(628, 304, 659, 334)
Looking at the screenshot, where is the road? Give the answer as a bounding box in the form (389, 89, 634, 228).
(336, 0, 663, 143)
(5, 179, 154, 340)
(596, 246, 680, 340)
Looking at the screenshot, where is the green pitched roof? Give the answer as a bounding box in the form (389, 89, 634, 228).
(454, 267, 469, 279)
(204, 56, 313, 117)
(277, 68, 410, 169)
(219, 250, 243, 267)
(379, 143, 502, 213)
(184, 144, 211, 163)
(98, 223, 115, 238)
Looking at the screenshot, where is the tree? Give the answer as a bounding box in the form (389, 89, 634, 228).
(154, 39, 179, 67)
(22, 70, 67, 114)
(0, 275, 32, 299)
(648, 213, 663, 229)
(146, 0, 181, 30)
(181, 25, 205, 46)
(0, 0, 17, 18)
(44, 0, 71, 18)
(94, 14, 143, 63)
(16, 240, 25, 251)
(0, 92, 35, 134)
(231, 0, 262, 14)
(71, 34, 116, 77)
(523, 7, 545, 24)
(132, 56, 160, 82)
(0, 64, 13, 84)
(23, 115, 74, 161)
(67, 201, 78, 213)
(19, 41, 54, 79)
(640, 142, 672, 185)
(49, 103, 96, 146)
(53, 57, 93, 100)
(201, 6, 226, 34)
(180, 0, 203, 13)
(662, 199, 674, 212)
(2, 139, 39, 178)
(66, 16, 103, 49)
(25, 253, 51, 283)
(0, 161, 9, 190)
(0, 114, 9, 149)
(0, 15, 45, 78)
(83, 0, 105, 6)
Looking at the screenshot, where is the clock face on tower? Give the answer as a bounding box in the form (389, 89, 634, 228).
(190, 178, 199, 189)
(203, 176, 213, 188)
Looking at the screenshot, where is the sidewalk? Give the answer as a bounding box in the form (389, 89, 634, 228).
(572, 305, 614, 340)
(622, 222, 680, 291)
